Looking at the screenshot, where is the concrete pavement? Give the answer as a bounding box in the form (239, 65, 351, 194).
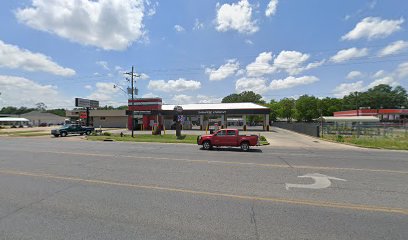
(0, 131, 407, 239)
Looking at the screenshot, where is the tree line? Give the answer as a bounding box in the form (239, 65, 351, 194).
(0, 102, 128, 117)
(222, 84, 408, 122)
(0, 106, 67, 117)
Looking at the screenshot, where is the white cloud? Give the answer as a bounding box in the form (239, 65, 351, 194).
(139, 73, 150, 80)
(333, 81, 365, 97)
(265, 0, 278, 17)
(330, 48, 368, 63)
(346, 71, 363, 80)
(246, 51, 323, 77)
(169, 94, 222, 104)
(373, 70, 386, 78)
(0, 75, 70, 108)
(236, 69, 246, 76)
(215, 0, 258, 34)
(246, 52, 275, 77)
(368, 0, 377, 9)
(396, 62, 408, 78)
(193, 19, 204, 30)
(378, 40, 408, 57)
(96, 61, 110, 71)
(142, 92, 158, 98)
(148, 78, 201, 92)
(367, 76, 397, 89)
(273, 51, 321, 75)
(15, 0, 146, 51)
(88, 82, 119, 102)
(245, 39, 254, 45)
(205, 59, 240, 81)
(197, 95, 222, 104)
(172, 94, 193, 104)
(174, 25, 185, 32)
(342, 17, 404, 41)
(0, 40, 75, 76)
(145, 0, 158, 16)
(84, 85, 92, 90)
(274, 51, 309, 73)
(235, 77, 268, 94)
(269, 76, 319, 90)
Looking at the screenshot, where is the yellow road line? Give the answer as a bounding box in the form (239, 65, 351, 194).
(24, 150, 408, 175)
(0, 168, 407, 216)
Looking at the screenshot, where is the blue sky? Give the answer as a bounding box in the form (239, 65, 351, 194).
(0, 0, 407, 109)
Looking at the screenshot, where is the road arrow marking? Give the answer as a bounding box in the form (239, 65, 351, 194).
(285, 173, 346, 190)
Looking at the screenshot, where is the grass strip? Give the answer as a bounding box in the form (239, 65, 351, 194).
(323, 135, 408, 150)
(0, 130, 47, 135)
(87, 134, 198, 144)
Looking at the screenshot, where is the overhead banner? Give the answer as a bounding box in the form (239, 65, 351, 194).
(75, 98, 99, 108)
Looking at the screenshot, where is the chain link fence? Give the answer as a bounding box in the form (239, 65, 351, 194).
(322, 122, 408, 138)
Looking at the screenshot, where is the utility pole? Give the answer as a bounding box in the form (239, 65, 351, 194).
(125, 66, 140, 138)
(125, 66, 135, 138)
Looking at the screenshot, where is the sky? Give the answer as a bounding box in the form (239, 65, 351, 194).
(0, 0, 407, 109)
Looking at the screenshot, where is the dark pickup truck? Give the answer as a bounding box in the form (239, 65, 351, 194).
(51, 124, 94, 137)
(197, 129, 259, 151)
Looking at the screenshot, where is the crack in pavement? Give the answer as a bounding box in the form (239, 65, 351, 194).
(277, 156, 294, 168)
(250, 201, 260, 240)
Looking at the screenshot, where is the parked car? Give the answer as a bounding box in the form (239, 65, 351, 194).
(197, 129, 259, 151)
(51, 124, 94, 137)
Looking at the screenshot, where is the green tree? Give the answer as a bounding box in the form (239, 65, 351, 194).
(222, 91, 265, 104)
(46, 109, 66, 117)
(117, 105, 129, 110)
(0, 106, 35, 115)
(35, 102, 47, 111)
(267, 100, 279, 122)
(317, 97, 343, 116)
(342, 84, 408, 110)
(295, 95, 320, 122)
(276, 98, 296, 122)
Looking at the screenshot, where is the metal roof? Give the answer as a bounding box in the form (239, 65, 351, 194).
(162, 103, 268, 111)
(0, 117, 30, 122)
(320, 116, 380, 122)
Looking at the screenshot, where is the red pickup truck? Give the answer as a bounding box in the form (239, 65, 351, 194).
(197, 129, 259, 151)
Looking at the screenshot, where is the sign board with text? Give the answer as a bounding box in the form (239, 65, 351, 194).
(75, 98, 99, 108)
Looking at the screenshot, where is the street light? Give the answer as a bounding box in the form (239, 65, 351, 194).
(113, 84, 127, 95)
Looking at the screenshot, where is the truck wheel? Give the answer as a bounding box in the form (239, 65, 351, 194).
(85, 130, 91, 135)
(240, 141, 250, 151)
(203, 141, 212, 150)
(61, 132, 67, 137)
(53, 134, 59, 137)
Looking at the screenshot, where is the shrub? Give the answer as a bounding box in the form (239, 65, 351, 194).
(336, 135, 344, 142)
(259, 135, 267, 141)
(103, 132, 112, 136)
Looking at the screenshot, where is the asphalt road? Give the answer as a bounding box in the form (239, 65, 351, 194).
(0, 128, 407, 239)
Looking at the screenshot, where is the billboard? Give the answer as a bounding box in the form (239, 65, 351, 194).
(75, 98, 99, 108)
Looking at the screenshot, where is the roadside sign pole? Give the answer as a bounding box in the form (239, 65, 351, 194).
(86, 107, 90, 126)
